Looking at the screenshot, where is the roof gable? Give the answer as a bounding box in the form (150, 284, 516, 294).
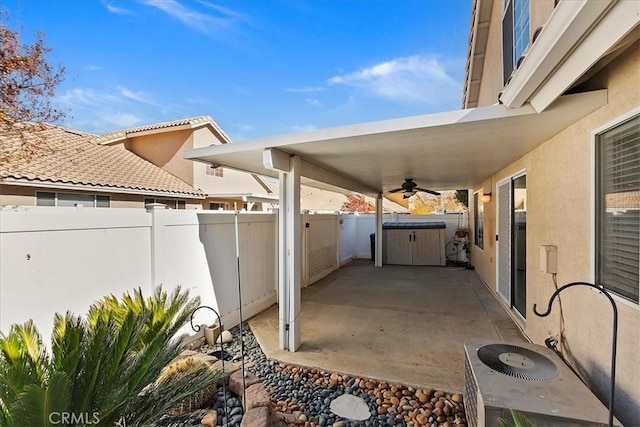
(95, 116, 231, 145)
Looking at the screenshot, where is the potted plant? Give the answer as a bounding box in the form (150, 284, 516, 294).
(456, 227, 469, 238)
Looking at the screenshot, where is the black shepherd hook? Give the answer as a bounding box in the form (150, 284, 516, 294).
(533, 282, 618, 427)
(190, 305, 229, 426)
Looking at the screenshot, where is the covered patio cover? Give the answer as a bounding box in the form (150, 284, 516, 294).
(184, 90, 606, 352)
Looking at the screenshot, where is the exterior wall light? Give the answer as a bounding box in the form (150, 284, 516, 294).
(481, 193, 492, 203)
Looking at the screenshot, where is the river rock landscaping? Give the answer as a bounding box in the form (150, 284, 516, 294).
(190, 325, 467, 427)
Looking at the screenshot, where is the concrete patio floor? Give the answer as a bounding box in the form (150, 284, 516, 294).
(248, 261, 527, 393)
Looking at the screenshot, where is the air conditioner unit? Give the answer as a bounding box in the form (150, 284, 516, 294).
(464, 338, 622, 427)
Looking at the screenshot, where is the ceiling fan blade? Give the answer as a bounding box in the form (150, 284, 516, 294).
(415, 187, 441, 196)
(387, 188, 403, 193)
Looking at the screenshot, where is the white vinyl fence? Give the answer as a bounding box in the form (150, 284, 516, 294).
(0, 206, 467, 342)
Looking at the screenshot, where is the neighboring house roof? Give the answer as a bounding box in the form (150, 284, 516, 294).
(96, 115, 232, 145)
(0, 123, 204, 198)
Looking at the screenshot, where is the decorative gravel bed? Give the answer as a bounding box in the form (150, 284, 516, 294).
(193, 324, 467, 427)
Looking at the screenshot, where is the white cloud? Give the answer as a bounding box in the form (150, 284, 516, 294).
(328, 55, 461, 105)
(140, 0, 237, 33)
(83, 64, 101, 71)
(305, 98, 323, 107)
(286, 86, 325, 93)
(117, 86, 156, 105)
(56, 86, 157, 133)
(103, 113, 144, 128)
(103, 2, 131, 15)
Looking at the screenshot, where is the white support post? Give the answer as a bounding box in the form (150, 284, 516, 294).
(375, 193, 383, 267)
(276, 155, 302, 351)
(302, 210, 309, 288)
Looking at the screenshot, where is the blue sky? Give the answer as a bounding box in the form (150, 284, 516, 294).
(4, 0, 472, 141)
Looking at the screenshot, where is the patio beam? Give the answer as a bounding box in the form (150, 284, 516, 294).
(264, 148, 378, 197)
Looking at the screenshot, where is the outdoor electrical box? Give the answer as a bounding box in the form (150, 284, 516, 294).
(540, 245, 557, 274)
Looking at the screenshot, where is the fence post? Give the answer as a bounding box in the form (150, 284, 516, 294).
(146, 203, 165, 287)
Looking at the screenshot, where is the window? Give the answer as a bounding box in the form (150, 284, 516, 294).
(502, 0, 530, 85)
(596, 114, 640, 303)
(206, 165, 224, 177)
(36, 192, 55, 206)
(145, 198, 186, 209)
(474, 192, 485, 249)
(36, 192, 110, 208)
(209, 202, 227, 210)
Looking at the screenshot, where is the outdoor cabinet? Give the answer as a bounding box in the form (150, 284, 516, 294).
(383, 222, 446, 266)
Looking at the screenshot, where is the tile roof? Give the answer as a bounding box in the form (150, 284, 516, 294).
(94, 115, 230, 144)
(0, 123, 204, 197)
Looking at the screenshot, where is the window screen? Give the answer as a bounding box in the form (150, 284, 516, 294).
(597, 115, 640, 303)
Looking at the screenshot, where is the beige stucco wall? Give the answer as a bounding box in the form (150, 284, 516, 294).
(126, 129, 195, 186)
(193, 163, 272, 197)
(470, 44, 640, 424)
(529, 1, 554, 40)
(0, 185, 36, 206)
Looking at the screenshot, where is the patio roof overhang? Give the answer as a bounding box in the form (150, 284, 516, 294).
(185, 90, 606, 196)
(185, 90, 606, 352)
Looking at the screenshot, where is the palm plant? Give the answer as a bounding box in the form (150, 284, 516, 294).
(498, 409, 536, 427)
(0, 285, 223, 426)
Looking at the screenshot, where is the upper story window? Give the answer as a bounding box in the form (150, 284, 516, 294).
(37, 192, 110, 208)
(596, 114, 640, 304)
(502, 0, 530, 85)
(206, 165, 224, 177)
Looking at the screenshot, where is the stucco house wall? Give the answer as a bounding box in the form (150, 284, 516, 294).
(126, 129, 195, 185)
(470, 41, 640, 423)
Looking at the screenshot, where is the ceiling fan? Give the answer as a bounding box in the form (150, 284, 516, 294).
(387, 178, 440, 199)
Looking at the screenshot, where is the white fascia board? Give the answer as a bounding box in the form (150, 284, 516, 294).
(531, 1, 640, 112)
(2, 178, 205, 199)
(263, 147, 291, 172)
(500, 0, 616, 110)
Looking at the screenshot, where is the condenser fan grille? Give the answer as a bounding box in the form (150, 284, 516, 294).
(477, 344, 559, 381)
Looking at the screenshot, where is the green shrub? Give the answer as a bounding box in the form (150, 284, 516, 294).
(0, 285, 219, 426)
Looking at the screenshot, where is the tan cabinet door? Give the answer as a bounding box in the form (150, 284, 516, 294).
(412, 229, 441, 266)
(385, 229, 413, 265)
